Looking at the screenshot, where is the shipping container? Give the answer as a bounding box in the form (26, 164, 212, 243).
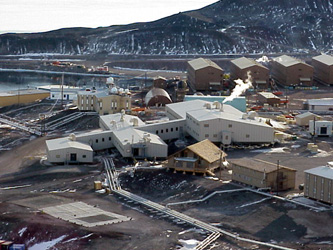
(1, 241, 13, 250)
(9, 244, 25, 250)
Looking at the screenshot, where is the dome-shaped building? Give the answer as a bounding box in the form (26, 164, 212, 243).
(145, 88, 172, 107)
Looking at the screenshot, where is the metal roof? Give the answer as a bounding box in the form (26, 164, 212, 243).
(258, 92, 280, 99)
(313, 54, 333, 66)
(295, 112, 317, 119)
(100, 113, 145, 130)
(306, 98, 333, 106)
(305, 166, 333, 180)
(145, 88, 172, 105)
(112, 127, 166, 146)
(46, 137, 93, 151)
(231, 57, 267, 70)
(0, 89, 49, 97)
(230, 158, 295, 173)
(273, 55, 311, 68)
(187, 58, 222, 71)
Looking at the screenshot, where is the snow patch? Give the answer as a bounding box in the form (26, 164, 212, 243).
(18, 227, 27, 237)
(178, 239, 200, 250)
(250, 147, 289, 154)
(29, 235, 66, 250)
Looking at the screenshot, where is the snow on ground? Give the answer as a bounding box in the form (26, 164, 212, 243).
(178, 239, 200, 250)
(291, 144, 301, 149)
(309, 149, 333, 158)
(18, 227, 27, 237)
(250, 147, 289, 154)
(29, 235, 67, 250)
(113, 66, 184, 73)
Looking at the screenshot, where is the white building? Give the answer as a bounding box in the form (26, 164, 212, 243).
(303, 98, 333, 112)
(166, 100, 274, 145)
(38, 85, 82, 101)
(309, 120, 332, 137)
(46, 100, 275, 163)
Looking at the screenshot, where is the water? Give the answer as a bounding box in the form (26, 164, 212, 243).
(0, 72, 110, 92)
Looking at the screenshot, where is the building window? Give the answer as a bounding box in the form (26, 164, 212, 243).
(228, 124, 232, 128)
(115, 101, 118, 108)
(171, 128, 173, 132)
(176, 127, 178, 131)
(166, 128, 168, 133)
(83, 155, 86, 158)
(156, 130, 159, 135)
(96, 139, 98, 143)
(213, 134, 217, 138)
(126, 100, 129, 109)
(161, 129, 163, 133)
(102, 138, 105, 142)
(52, 94, 55, 98)
(204, 124, 209, 128)
(109, 137, 111, 141)
(205, 134, 209, 138)
(225, 135, 229, 140)
(246, 134, 250, 138)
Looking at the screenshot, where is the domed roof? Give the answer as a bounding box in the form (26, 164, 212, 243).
(145, 88, 172, 106)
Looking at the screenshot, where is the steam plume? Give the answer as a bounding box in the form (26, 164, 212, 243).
(223, 72, 253, 103)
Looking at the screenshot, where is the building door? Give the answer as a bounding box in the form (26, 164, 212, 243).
(320, 127, 327, 135)
(133, 148, 139, 157)
(70, 153, 77, 162)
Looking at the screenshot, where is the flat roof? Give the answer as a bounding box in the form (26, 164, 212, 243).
(295, 112, 317, 119)
(188, 58, 222, 71)
(230, 158, 296, 173)
(274, 55, 311, 68)
(113, 127, 166, 146)
(0, 89, 49, 97)
(305, 166, 333, 180)
(187, 107, 270, 128)
(313, 54, 333, 66)
(46, 137, 93, 151)
(231, 57, 268, 70)
(100, 113, 145, 130)
(306, 98, 333, 106)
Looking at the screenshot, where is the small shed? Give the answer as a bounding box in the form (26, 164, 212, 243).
(257, 92, 281, 106)
(295, 112, 321, 126)
(309, 120, 333, 137)
(230, 158, 296, 191)
(46, 137, 94, 163)
(145, 88, 172, 107)
(167, 139, 226, 175)
(153, 76, 167, 89)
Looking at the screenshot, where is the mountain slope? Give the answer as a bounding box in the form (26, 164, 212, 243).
(0, 0, 332, 55)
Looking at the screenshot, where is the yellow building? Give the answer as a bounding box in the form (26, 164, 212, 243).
(231, 158, 296, 191)
(77, 89, 131, 115)
(0, 89, 50, 107)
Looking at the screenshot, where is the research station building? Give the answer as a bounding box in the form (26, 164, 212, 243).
(312, 54, 333, 86)
(187, 58, 224, 91)
(231, 158, 296, 191)
(271, 55, 314, 87)
(304, 163, 333, 204)
(230, 57, 269, 89)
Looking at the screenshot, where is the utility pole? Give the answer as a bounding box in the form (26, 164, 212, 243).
(276, 160, 280, 196)
(219, 144, 224, 180)
(61, 73, 64, 108)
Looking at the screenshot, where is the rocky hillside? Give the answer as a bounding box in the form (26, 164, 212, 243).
(0, 0, 332, 55)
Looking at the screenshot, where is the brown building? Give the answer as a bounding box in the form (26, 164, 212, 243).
(187, 58, 224, 91)
(0, 89, 50, 107)
(167, 139, 226, 175)
(230, 57, 269, 89)
(312, 54, 333, 86)
(304, 163, 333, 204)
(257, 92, 281, 106)
(271, 55, 314, 87)
(231, 158, 296, 191)
(153, 76, 167, 89)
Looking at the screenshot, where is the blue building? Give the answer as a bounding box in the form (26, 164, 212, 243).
(184, 95, 246, 112)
